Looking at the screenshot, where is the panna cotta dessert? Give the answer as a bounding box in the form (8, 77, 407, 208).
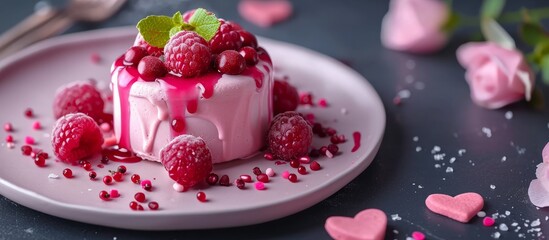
(110, 9, 273, 163)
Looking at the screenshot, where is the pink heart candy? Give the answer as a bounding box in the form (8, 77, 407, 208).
(425, 192, 484, 223)
(238, 0, 293, 28)
(325, 208, 386, 240)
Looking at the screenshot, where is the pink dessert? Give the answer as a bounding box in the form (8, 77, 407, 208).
(110, 9, 274, 163)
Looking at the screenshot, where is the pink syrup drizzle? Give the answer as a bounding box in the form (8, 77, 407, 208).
(102, 146, 142, 163)
(112, 50, 272, 156)
(351, 131, 361, 152)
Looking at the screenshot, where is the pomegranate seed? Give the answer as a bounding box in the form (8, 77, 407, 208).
(117, 165, 127, 174)
(310, 161, 321, 171)
(263, 152, 274, 160)
(337, 135, 346, 143)
(239, 46, 258, 65)
(37, 152, 48, 159)
(309, 148, 320, 158)
(171, 117, 186, 133)
(110, 189, 120, 198)
(239, 30, 258, 48)
(240, 174, 253, 183)
(325, 128, 337, 136)
(235, 178, 245, 189)
(219, 175, 230, 186)
(215, 50, 246, 75)
(103, 175, 113, 185)
(21, 145, 32, 155)
(131, 174, 140, 184)
(34, 156, 46, 167)
(299, 92, 313, 105)
(148, 201, 159, 210)
(82, 162, 92, 171)
(252, 167, 262, 175)
(63, 168, 73, 178)
(5, 135, 13, 142)
(134, 192, 146, 202)
(330, 135, 340, 144)
(99, 190, 110, 201)
(124, 46, 147, 66)
(327, 144, 339, 155)
(257, 174, 269, 183)
(288, 173, 298, 183)
(4, 123, 13, 132)
(312, 123, 323, 134)
(290, 160, 300, 168)
(129, 201, 139, 210)
(299, 156, 311, 164)
(319, 146, 328, 156)
(32, 121, 41, 130)
(24, 108, 33, 118)
(101, 155, 110, 164)
(207, 173, 219, 185)
(298, 166, 307, 175)
(197, 192, 207, 202)
(141, 180, 152, 191)
(137, 56, 168, 81)
(89, 171, 97, 179)
(113, 172, 123, 182)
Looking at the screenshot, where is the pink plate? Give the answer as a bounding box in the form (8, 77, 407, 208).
(0, 27, 385, 230)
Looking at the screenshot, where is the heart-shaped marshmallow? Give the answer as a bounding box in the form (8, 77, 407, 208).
(425, 192, 484, 223)
(238, 0, 293, 28)
(325, 208, 386, 240)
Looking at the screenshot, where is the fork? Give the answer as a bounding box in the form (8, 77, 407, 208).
(0, 0, 127, 60)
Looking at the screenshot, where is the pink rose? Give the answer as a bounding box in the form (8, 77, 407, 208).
(381, 0, 449, 53)
(457, 42, 534, 109)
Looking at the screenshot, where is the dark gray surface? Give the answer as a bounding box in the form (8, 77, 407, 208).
(1, 0, 549, 239)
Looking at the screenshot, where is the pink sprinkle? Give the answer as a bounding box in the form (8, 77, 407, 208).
(318, 98, 328, 107)
(266, 168, 275, 177)
(238, 0, 293, 28)
(263, 152, 274, 160)
(4, 123, 12, 132)
(25, 136, 35, 145)
(483, 217, 495, 227)
(100, 123, 111, 132)
(109, 189, 120, 198)
(5, 135, 13, 143)
(411, 231, 425, 240)
(299, 156, 311, 164)
(254, 182, 265, 190)
(282, 170, 290, 179)
(325, 150, 334, 158)
(6, 142, 14, 149)
(32, 121, 41, 130)
(91, 53, 101, 64)
(351, 131, 361, 152)
(240, 174, 253, 183)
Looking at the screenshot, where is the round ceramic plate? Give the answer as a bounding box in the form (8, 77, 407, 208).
(0, 27, 385, 230)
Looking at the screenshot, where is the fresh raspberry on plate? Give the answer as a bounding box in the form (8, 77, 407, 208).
(160, 135, 213, 188)
(164, 31, 212, 77)
(273, 80, 299, 115)
(53, 81, 105, 123)
(209, 20, 243, 54)
(51, 113, 104, 163)
(133, 33, 164, 57)
(268, 111, 313, 161)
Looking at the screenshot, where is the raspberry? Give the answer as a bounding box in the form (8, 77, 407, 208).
(209, 20, 243, 54)
(51, 113, 104, 163)
(164, 31, 212, 78)
(215, 50, 246, 75)
(160, 135, 213, 188)
(53, 81, 105, 123)
(133, 33, 164, 57)
(268, 111, 313, 161)
(273, 80, 299, 115)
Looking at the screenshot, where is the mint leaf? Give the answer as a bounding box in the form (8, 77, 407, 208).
(136, 15, 175, 48)
(189, 8, 220, 41)
(541, 54, 549, 84)
(481, 0, 506, 19)
(169, 26, 181, 38)
(441, 11, 460, 33)
(172, 11, 183, 25)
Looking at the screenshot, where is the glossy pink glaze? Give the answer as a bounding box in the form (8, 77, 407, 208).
(111, 51, 273, 163)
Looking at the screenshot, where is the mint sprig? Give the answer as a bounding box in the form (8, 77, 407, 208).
(136, 8, 220, 48)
